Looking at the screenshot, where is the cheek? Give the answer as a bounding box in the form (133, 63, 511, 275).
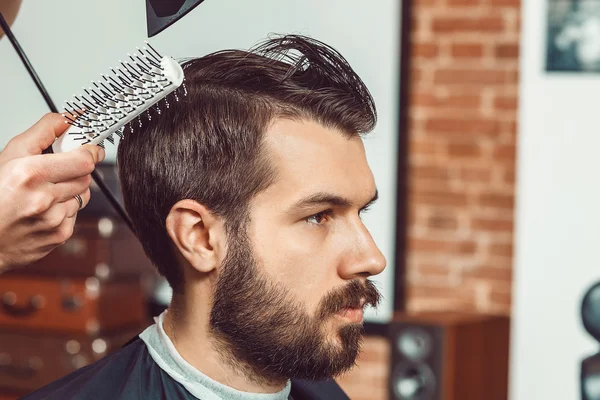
(250, 223, 340, 312)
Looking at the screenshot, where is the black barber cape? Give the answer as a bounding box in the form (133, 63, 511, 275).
(20, 337, 350, 400)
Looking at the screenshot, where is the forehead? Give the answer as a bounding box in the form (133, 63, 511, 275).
(259, 118, 376, 204)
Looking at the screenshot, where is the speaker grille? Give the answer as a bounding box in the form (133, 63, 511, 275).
(390, 323, 443, 400)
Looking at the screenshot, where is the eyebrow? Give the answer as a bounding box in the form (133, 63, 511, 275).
(288, 190, 379, 213)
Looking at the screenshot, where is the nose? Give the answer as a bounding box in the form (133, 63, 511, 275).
(339, 220, 387, 279)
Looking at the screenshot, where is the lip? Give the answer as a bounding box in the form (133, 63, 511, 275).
(336, 307, 364, 323)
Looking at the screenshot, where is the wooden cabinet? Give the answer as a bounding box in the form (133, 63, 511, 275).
(0, 204, 156, 398)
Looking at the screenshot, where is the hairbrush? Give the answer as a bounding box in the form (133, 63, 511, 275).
(51, 42, 185, 153)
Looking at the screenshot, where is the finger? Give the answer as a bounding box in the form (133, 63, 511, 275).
(53, 215, 76, 245)
(64, 188, 91, 218)
(26, 201, 69, 231)
(29, 145, 104, 184)
(52, 175, 92, 203)
(34, 214, 76, 248)
(2, 113, 70, 160)
(80, 144, 106, 165)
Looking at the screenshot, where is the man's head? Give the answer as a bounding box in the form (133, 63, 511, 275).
(117, 35, 386, 382)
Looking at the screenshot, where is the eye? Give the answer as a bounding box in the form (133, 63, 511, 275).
(305, 210, 333, 225)
(359, 204, 372, 219)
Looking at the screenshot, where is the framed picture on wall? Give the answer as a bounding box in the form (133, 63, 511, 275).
(546, 0, 600, 72)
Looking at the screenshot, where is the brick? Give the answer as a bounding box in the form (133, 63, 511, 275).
(502, 167, 516, 184)
(408, 112, 423, 127)
(418, 263, 453, 278)
(407, 284, 478, 306)
(406, 297, 481, 314)
(411, 15, 421, 33)
(447, 0, 481, 5)
(341, 359, 389, 378)
(411, 90, 437, 107)
(361, 336, 390, 353)
(411, 14, 431, 37)
(411, 165, 451, 181)
(425, 117, 500, 137)
(434, 68, 506, 85)
(431, 16, 504, 33)
(408, 237, 477, 254)
(472, 218, 513, 232)
(451, 43, 485, 58)
(462, 265, 512, 283)
(490, 286, 512, 308)
(410, 186, 469, 207)
(410, 67, 424, 84)
(490, 243, 513, 257)
(503, 120, 518, 135)
(479, 192, 514, 209)
(490, 0, 520, 6)
(408, 209, 418, 227)
(411, 65, 436, 86)
(459, 166, 492, 183)
(494, 94, 518, 110)
(404, 0, 518, 323)
(412, 42, 439, 58)
(506, 68, 520, 84)
(447, 142, 482, 158)
(495, 43, 520, 59)
(439, 93, 481, 109)
(427, 210, 459, 230)
(493, 144, 516, 161)
(356, 339, 390, 363)
(409, 138, 439, 157)
(412, 91, 481, 109)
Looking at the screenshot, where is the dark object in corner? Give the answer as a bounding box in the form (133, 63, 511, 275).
(580, 281, 600, 399)
(146, 0, 205, 37)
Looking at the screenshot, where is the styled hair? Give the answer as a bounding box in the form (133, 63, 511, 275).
(117, 34, 377, 293)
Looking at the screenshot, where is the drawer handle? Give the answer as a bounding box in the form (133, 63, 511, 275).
(1, 292, 45, 317)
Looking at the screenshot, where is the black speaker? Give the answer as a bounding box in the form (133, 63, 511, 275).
(388, 312, 510, 400)
(580, 281, 600, 400)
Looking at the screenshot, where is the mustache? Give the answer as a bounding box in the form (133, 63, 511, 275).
(316, 279, 381, 320)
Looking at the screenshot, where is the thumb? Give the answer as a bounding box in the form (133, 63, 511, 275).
(79, 144, 106, 164)
(0, 113, 70, 163)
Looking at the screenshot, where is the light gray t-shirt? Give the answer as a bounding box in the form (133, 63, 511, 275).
(139, 310, 291, 400)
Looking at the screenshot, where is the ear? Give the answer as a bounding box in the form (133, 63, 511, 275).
(165, 199, 225, 273)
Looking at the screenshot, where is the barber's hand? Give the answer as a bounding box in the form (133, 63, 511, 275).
(0, 113, 105, 274)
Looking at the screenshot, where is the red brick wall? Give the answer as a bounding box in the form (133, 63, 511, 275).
(406, 0, 519, 316)
(338, 0, 520, 398)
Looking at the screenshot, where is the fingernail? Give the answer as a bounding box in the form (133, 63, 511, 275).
(98, 147, 105, 162)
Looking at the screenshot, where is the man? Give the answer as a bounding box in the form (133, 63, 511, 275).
(23, 34, 386, 400)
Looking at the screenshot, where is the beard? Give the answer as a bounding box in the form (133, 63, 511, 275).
(209, 226, 381, 385)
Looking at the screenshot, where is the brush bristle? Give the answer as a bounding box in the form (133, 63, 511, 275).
(53, 43, 185, 153)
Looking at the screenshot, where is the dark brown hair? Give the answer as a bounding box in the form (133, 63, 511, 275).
(117, 34, 377, 293)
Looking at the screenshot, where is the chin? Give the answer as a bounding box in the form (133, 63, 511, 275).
(331, 324, 364, 346)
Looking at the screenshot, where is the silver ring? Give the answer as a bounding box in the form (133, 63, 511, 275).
(74, 194, 83, 211)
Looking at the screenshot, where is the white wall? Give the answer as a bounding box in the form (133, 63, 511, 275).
(510, 0, 600, 398)
(0, 0, 400, 322)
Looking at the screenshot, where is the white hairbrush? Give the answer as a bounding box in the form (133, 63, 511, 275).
(51, 42, 184, 153)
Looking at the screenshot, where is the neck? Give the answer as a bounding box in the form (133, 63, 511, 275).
(162, 290, 288, 394)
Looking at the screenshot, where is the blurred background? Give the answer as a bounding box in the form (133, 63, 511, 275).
(1, 0, 599, 399)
